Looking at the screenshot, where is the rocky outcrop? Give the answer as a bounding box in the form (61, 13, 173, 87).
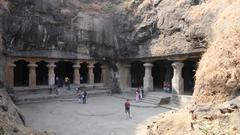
(0, 1, 6, 87)
(193, 0, 240, 103)
(1, 0, 213, 60)
(145, 99, 240, 135)
(0, 88, 55, 135)
(138, 0, 240, 134)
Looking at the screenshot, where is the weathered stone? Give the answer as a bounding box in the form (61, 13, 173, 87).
(159, 97, 171, 105)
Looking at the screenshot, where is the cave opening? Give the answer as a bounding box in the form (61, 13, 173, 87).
(152, 60, 173, 92)
(36, 61, 48, 85)
(80, 62, 88, 83)
(182, 59, 198, 95)
(131, 61, 144, 88)
(55, 61, 74, 83)
(14, 60, 29, 86)
(93, 63, 102, 83)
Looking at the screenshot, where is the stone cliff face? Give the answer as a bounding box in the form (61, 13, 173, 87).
(2, 0, 119, 59)
(0, 1, 6, 87)
(1, 0, 211, 60)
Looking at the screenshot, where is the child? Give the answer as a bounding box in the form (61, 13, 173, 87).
(124, 99, 131, 119)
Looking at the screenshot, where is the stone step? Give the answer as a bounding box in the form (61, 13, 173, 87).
(15, 90, 110, 104)
(13, 85, 108, 95)
(140, 100, 159, 105)
(140, 92, 171, 105)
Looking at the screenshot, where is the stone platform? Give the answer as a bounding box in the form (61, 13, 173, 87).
(12, 85, 110, 104)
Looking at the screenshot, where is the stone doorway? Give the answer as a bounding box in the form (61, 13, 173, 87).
(80, 62, 88, 83)
(182, 59, 198, 95)
(14, 60, 29, 86)
(36, 61, 48, 85)
(94, 63, 102, 83)
(152, 61, 166, 91)
(55, 61, 74, 83)
(131, 61, 144, 88)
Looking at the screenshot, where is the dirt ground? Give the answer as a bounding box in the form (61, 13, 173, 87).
(18, 95, 170, 135)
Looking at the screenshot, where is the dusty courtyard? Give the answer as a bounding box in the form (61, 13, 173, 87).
(19, 95, 170, 135)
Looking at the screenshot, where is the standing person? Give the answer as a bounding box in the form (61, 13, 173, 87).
(65, 77, 70, 90)
(135, 90, 140, 102)
(124, 99, 131, 119)
(141, 86, 144, 98)
(139, 86, 143, 99)
(82, 90, 87, 104)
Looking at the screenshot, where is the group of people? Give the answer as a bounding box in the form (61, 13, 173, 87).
(124, 86, 145, 119)
(76, 88, 88, 104)
(163, 81, 171, 93)
(135, 86, 144, 102)
(50, 77, 71, 95)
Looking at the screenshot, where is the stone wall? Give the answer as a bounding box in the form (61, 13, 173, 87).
(0, 2, 5, 87)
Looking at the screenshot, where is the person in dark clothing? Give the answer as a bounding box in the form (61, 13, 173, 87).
(82, 90, 87, 104)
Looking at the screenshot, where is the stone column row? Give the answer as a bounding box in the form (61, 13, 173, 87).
(7, 61, 109, 87)
(119, 61, 184, 94)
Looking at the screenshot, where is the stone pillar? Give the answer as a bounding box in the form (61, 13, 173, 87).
(8, 63, 16, 87)
(73, 64, 81, 85)
(101, 65, 108, 84)
(171, 62, 184, 94)
(123, 64, 131, 89)
(88, 63, 94, 84)
(143, 63, 153, 92)
(47, 63, 56, 86)
(27, 63, 38, 87)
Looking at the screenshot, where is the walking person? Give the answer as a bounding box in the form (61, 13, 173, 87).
(124, 99, 131, 119)
(82, 90, 87, 104)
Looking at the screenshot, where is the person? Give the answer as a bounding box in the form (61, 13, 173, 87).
(135, 90, 140, 102)
(76, 88, 82, 104)
(82, 90, 87, 104)
(139, 86, 143, 99)
(65, 77, 70, 90)
(124, 99, 131, 119)
(141, 86, 144, 98)
(52, 77, 61, 95)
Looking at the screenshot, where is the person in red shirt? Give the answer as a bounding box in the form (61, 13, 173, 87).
(124, 99, 131, 119)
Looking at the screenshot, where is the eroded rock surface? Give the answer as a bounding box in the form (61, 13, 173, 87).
(0, 89, 55, 135)
(1, 0, 212, 59)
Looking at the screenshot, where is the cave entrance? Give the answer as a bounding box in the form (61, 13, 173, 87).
(182, 59, 198, 95)
(152, 60, 173, 91)
(14, 60, 29, 86)
(36, 61, 48, 85)
(131, 61, 144, 88)
(94, 63, 102, 83)
(55, 61, 74, 83)
(80, 62, 88, 83)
